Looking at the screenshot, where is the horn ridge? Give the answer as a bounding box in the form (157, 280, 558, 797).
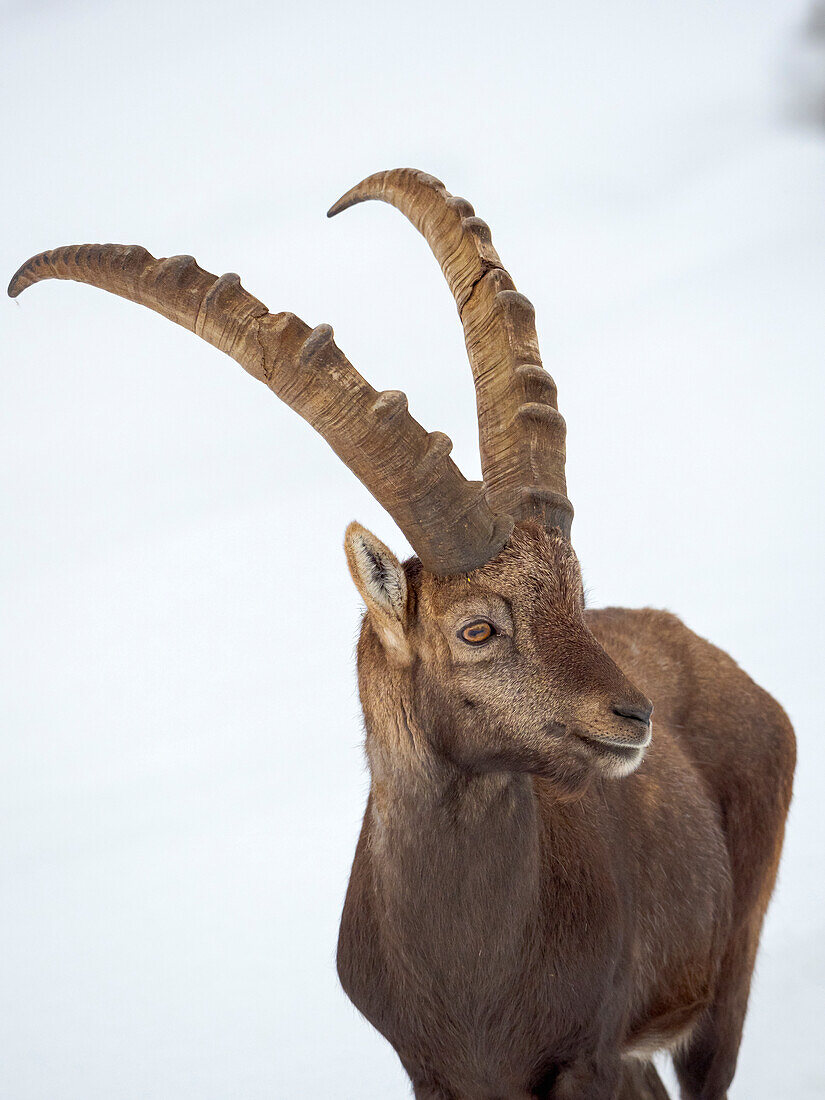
(9, 241, 512, 575)
(327, 168, 573, 537)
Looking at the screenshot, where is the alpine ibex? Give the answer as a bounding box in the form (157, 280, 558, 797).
(9, 169, 795, 1100)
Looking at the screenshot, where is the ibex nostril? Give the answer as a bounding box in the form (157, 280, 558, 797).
(612, 701, 653, 726)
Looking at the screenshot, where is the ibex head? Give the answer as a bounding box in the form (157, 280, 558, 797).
(347, 520, 652, 791)
(9, 168, 651, 786)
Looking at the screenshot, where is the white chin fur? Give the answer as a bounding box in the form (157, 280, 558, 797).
(594, 744, 647, 779)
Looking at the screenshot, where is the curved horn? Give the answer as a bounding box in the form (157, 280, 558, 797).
(328, 168, 573, 538)
(8, 245, 512, 575)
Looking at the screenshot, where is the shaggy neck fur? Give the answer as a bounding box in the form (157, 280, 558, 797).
(361, 652, 543, 1029)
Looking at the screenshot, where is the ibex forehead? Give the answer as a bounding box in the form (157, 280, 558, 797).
(484, 524, 583, 603)
(419, 523, 581, 603)
(409, 525, 584, 657)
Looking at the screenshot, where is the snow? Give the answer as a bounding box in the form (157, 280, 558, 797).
(1, 1, 823, 1096)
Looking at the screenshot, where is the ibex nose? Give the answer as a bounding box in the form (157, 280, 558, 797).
(612, 700, 653, 727)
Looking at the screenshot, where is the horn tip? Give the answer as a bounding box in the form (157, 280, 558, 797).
(327, 168, 447, 219)
(327, 190, 361, 218)
(8, 249, 59, 298)
(8, 259, 37, 298)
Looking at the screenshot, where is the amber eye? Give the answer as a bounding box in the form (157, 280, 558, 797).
(458, 619, 496, 646)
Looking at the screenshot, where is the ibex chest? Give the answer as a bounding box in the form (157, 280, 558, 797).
(337, 778, 624, 1090)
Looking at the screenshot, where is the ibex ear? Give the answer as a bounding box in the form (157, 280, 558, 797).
(345, 522, 411, 665)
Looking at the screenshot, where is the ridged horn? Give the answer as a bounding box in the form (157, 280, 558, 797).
(8, 244, 513, 576)
(328, 168, 573, 537)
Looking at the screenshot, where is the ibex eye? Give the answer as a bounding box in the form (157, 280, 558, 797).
(458, 620, 495, 646)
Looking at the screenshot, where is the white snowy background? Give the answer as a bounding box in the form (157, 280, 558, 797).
(2, 1, 823, 1096)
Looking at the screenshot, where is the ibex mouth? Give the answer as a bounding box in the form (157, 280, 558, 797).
(587, 738, 644, 758)
(575, 732, 649, 771)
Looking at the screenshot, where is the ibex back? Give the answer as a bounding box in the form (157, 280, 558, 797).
(9, 168, 795, 1100)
